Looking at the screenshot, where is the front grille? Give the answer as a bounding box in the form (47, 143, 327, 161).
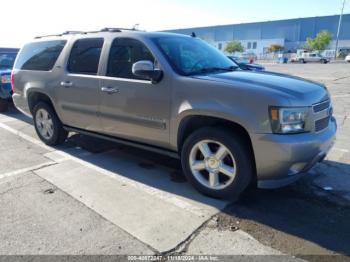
(313, 100, 330, 113)
(315, 116, 330, 132)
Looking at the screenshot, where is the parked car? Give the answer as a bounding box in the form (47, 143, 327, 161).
(0, 48, 19, 111)
(345, 55, 350, 63)
(227, 56, 265, 71)
(297, 52, 330, 64)
(241, 52, 258, 61)
(12, 29, 336, 199)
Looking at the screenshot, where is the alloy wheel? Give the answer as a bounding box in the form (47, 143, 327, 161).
(35, 108, 54, 140)
(189, 139, 237, 190)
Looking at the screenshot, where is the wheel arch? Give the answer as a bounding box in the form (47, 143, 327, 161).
(27, 91, 56, 115)
(176, 114, 256, 180)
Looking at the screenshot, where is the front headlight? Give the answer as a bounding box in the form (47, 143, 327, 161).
(269, 107, 310, 134)
(0, 75, 11, 84)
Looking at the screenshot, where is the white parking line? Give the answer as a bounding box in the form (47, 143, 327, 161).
(0, 161, 56, 180)
(0, 122, 53, 151)
(0, 119, 223, 217)
(0, 117, 20, 123)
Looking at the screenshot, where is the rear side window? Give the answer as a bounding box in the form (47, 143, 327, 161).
(15, 40, 66, 71)
(107, 38, 155, 80)
(67, 38, 104, 75)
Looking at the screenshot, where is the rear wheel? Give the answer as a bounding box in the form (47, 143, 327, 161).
(33, 102, 68, 146)
(299, 59, 306, 64)
(0, 98, 9, 112)
(181, 128, 253, 200)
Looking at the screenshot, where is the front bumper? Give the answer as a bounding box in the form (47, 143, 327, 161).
(251, 117, 337, 189)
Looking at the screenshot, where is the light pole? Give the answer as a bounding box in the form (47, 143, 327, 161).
(334, 0, 346, 59)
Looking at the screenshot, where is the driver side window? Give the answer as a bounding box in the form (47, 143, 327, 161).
(107, 38, 155, 80)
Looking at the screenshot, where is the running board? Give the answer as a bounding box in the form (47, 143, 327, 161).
(64, 126, 180, 159)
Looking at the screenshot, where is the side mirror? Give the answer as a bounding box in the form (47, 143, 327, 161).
(132, 60, 163, 84)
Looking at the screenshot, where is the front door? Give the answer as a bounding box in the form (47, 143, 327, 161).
(99, 38, 170, 148)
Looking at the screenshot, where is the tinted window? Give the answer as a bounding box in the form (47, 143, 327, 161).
(68, 38, 104, 75)
(0, 53, 17, 69)
(107, 38, 155, 80)
(15, 40, 66, 71)
(153, 36, 236, 76)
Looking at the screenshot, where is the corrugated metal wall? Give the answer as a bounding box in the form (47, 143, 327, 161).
(167, 14, 350, 43)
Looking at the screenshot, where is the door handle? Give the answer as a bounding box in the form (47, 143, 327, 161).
(101, 86, 119, 94)
(60, 81, 73, 88)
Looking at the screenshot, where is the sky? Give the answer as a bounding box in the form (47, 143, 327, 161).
(1, 0, 349, 47)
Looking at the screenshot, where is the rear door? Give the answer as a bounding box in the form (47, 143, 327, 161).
(99, 37, 171, 148)
(55, 38, 104, 132)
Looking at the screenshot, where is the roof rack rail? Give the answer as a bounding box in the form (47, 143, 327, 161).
(35, 31, 86, 39)
(62, 31, 86, 35)
(34, 27, 141, 39)
(100, 27, 138, 32)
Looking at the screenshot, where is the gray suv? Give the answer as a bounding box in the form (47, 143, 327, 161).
(12, 29, 337, 199)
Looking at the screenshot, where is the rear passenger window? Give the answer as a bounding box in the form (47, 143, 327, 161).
(68, 38, 104, 75)
(107, 38, 155, 80)
(15, 40, 66, 71)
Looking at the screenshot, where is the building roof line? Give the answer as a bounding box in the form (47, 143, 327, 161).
(165, 13, 350, 32)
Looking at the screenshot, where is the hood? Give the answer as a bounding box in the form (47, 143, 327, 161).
(192, 70, 329, 103)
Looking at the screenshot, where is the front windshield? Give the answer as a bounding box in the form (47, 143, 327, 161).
(0, 53, 17, 70)
(152, 36, 238, 76)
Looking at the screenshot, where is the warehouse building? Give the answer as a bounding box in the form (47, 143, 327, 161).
(166, 14, 350, 57)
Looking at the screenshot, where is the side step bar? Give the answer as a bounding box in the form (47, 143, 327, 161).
(63, 126, 180, 159)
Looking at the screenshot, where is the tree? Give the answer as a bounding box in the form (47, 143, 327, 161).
(224, 41, 244, 54)
(306, 30, 332, 51)
(268, 44, 284, 53)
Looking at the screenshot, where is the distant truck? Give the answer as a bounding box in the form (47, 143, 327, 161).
(296, 50, 330, 64)
(0, 48, 19, 112)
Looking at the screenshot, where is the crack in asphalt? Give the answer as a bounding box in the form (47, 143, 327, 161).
(341, 115, 348, 126)
(159, 213, 220, 256)
(333, 76, 350, 82)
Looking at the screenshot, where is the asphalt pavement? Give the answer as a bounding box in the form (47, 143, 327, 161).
(0, 63, 349, 261)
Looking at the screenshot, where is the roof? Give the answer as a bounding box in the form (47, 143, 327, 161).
(34, 28, 189, 40)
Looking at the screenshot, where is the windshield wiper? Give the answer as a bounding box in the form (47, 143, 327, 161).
(186, 66, 238, 76)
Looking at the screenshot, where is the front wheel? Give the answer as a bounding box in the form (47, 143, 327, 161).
(0, 98, 9, 112)
(33, 102, 68, 146)
(181, 128, 254, 200)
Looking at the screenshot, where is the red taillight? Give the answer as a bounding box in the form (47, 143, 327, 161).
(10, 71, 16, 93)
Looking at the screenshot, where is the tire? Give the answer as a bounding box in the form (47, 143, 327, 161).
(321, 59, 327, 64)
(33, 102, 68, 146)
(181, 127, 254, 200)
(0, 98, 9, 112)
(299, 59, 306, 64)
